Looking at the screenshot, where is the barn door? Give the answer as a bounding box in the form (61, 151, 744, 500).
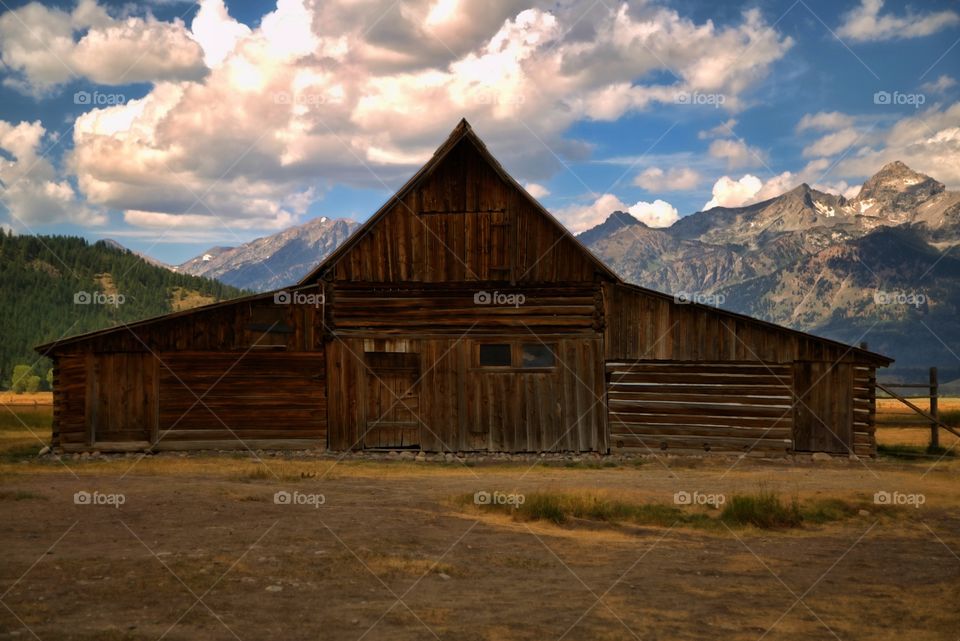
(363, 352, 421, 449)
(792, 362, 854, 454)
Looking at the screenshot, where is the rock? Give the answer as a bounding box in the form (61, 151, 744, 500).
(811, 452, 833, 462)
(858, 509, 870, 517)
(437, 572, 451, 580)
(265, 585, 283, 592)
(444, 453, 455, 463)
(399, 451, 414, 460)
(38, 445, 50, 456)
(415, 452, 426, 462)
(849, 454, 860, 461)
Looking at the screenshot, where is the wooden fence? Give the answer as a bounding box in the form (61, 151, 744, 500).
(876, 367, 959, 448)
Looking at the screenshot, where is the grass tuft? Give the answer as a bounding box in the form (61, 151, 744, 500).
(878, 443, 955, 460)
(459, 489, 870, 532)
(720, 489, 802, 528)
(939, 409, 960, 427)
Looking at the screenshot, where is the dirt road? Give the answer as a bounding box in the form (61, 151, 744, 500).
(1, 455, 958, 640)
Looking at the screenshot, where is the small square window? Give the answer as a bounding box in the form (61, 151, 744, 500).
(479, 344, 511, 367)
(521, 344, 555, 368)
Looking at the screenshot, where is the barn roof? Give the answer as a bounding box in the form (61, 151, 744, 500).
(35, 119, 893, 366)
(297, 118, 621, 284)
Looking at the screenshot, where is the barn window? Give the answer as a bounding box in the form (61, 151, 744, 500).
(478, 344, 511, 367)
(521, 344, 555, 368)
(244, 306, 292, 349)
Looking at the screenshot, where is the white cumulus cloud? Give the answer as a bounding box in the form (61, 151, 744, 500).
(802, 127, 863, 158)
(796, 111, 856, 132)
(708, 138, 765, 170)
(920, 75, 957, 96)
(628, 199, 679, 227)
(703, 174, 763, 210)
(524, 182, 550, 199)
(555, 193, 678, 232)
(0, 0, 205, 95)
(633, 166, 700, 191)
(59, 0, 793, 233)
(0, 120, 102, 226)
(837, 0, 960, 42)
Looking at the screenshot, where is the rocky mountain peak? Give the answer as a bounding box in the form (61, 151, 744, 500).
(176, 216, 360, 291)
(577, 211, 645, 246)
(855, 161, 944, 205)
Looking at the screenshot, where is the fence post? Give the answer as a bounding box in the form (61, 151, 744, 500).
(930, 366, 939, 450)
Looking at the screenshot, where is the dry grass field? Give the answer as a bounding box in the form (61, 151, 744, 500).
(0, 391, 52, 406)
(1, 399, 959, 640)
(875, 397, 960, 450)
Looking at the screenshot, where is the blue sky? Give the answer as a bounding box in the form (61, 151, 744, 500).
(0, 0, 957, 263)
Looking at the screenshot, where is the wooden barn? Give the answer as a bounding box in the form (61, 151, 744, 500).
(37, 119, 892, 457)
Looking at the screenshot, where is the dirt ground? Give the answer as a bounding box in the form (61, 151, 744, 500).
(2, 452, 959, 641)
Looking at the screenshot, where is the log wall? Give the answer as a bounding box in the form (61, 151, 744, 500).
(853, 365, 877, 457)
(606, 361, 794, 455)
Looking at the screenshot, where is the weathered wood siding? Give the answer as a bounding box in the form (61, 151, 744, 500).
(52, 355, 85, 447)
(603, 283, 870, 364)
(49, 291, 329, 450)
(326, 336, 605, 452)
(792, 361, 855, 454)
(50, 289, 325, 355)
(607, 361, 793, 455)
(56, 350, 326, 450)
(325, 138, 602, 284)
(329, 282, 602, 334)
(157, 352, 326, 446)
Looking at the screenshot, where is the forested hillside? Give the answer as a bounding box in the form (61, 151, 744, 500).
(0, 233, 246, 388)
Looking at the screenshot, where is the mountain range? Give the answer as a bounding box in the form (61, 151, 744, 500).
(162, 160, 959, 380)
(175, 216, 359, 291)
(583, 161, 960, 379)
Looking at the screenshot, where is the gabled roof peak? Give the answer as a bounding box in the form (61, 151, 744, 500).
(298, 118, 620, 284)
